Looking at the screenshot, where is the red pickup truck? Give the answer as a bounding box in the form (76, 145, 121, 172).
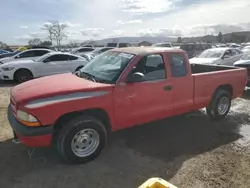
(8, 47, 247, 164)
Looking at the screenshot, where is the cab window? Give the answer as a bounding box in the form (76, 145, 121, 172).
(133, 54, 166, 81)
(168, 53, 187, 77)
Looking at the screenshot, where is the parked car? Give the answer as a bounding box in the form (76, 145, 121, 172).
(0, 52, 88, 83)
(180, 43, 212, 58)
(7, 47, 247, 164)
(241, 46, 250, 53)
(72, 47, 95, 56)
(234, 51, 250, 87)
(106, 42, 132, 48)
(0, 49, 10, 54)
(190, 48, 244, 66)
(81, 44, 95, 48)
(229, 43, 241, 48)
(151, 42, 173, 48)
(0, 49, 53, 64)
(0, 50, 20, 59)
(88, 47, 115, 58)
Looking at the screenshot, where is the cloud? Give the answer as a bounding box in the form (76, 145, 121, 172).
(120, 0, 178, 15)
(138, 28, 183, 37)
(117, 19, 142, 24)
(80, 28, 104, 37)
(20, 26, 28, 29)
(3, 0, 250, 45)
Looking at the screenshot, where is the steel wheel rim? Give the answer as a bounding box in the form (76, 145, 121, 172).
(217, 96, 229, 115)
(71, 128, 100, 157)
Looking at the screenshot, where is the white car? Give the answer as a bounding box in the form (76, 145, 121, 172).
(0, 49, 53, 64)
(72, 47, 95, 56)
(241, 46, 250, 53)
(0, 52, 89, 83)
(151, 42, 173, 48)
(189, 48, 244, 66)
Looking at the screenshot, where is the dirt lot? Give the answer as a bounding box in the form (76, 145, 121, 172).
(1, 81, 250, 188)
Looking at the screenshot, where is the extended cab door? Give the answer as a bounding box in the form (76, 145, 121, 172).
(167, 52, 194, 114)
(113, 53, 174, 129)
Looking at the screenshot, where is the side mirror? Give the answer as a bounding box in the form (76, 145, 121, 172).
(43, 58, 50, 63)
(126, 72, 145, 83)
(222, 54, 230, 59)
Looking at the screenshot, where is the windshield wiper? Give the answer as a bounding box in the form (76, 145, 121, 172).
(79, 71, 98, 82)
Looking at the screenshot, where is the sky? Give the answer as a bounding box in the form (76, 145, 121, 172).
(1, 0, 250, 45)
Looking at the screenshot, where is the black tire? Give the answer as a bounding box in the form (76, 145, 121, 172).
(14, 69, 33, 83)
(206, 89, 232, 120)
(75, 66, 83, 72)
(56, 115, 107, 164)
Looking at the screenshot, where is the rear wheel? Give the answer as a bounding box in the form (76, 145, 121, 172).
(14, 69, 33, 83)
(206, 89, 232, 120)
(56, 115, 107, 164)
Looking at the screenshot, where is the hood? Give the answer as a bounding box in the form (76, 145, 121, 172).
(0, 56, 13, 63)
(189, 58, 219, 64)
(11, 73, 113, 105)
(234, 59, 250, 66)
(2, 59, 34, 66)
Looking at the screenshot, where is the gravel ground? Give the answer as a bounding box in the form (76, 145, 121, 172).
(1, 81, 250, 188)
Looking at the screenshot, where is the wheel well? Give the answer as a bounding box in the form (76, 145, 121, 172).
(14, 68, 33, 79)
(216, 84, 233, 96)
(53, 108, 111, 133)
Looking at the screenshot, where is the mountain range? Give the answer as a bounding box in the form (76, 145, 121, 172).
(93, 31, 250, 45)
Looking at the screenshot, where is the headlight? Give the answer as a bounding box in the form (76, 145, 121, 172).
(2, 66, 14, 71)
(16, 109, 41, 127)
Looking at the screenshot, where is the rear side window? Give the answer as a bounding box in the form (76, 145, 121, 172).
(168, 53, 187, 77)
(161, 43, 171, 47)
(69, 55, 78, 60)
(78, 48, 93, 52)
(34, 50, 49, 56)
(46, 54, 69, 62)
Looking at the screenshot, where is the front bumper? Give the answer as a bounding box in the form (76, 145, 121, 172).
(0, 70, 14, 80)
(7, 105, 53, 148)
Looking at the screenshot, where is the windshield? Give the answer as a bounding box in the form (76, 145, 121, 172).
(79, 51, 135, 84)
(152, 43, 171, 47)
(242, 52, 250, 60)
(197, 49, 223, 58)
(91, 48, 102, 54)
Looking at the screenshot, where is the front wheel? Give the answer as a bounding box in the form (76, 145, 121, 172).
(206, 89, 232, 120)
(14, 69, 33, 83)
(56, 115, 107, 164)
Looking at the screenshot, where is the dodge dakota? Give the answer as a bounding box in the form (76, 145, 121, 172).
(7, 47, 247, 164)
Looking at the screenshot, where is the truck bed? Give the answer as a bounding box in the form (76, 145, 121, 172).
(191, 63, 238, 74)
(190, 63, 247, 110)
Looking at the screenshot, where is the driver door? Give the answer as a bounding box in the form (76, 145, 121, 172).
(35, 54, 69, 77)
(219, 49, 234, 66)
(113, 53, 174, 129)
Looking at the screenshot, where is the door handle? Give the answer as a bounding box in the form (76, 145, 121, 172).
(163, 85, 172, 91)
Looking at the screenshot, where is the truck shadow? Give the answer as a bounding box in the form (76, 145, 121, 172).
(241, 90, 250, 100)
(0, 80, 17, 88)
(0, 111, 247, 188)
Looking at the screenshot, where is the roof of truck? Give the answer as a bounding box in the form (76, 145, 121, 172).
(110, 47, 185, 55)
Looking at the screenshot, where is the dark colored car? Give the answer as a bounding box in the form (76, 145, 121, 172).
(0, 51, 20, 59)
(180, 43, 212, 58)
